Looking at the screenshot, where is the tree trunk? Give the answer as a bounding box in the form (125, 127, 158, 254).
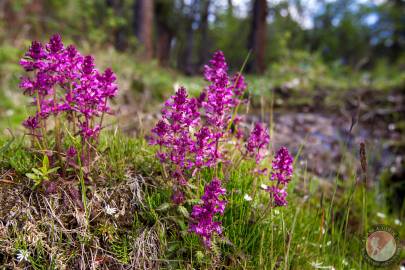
(155, 0, 174, 66)
(198, 0, 210, 66)
(227, 0, 233, 17)
(156, 28, 172, 66)
(134, 0, 154, 59)
(177, 0, 197, 74)
(247, 0, 267, 73)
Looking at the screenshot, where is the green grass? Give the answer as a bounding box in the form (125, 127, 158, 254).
(0, 132, 403, 269)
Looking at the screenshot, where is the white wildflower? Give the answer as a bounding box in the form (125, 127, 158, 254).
(260, 184, 268, 190)
(310, 261, 335, 269)
(105, 205, 117, 216)
(376, 212, 386, 219)
(16, 249, 29, 262)
(273, 209, 280, 215)
(326, 241, 331, 246)
(399, 265, 405, 270)
(244, 194, 252, 201)
(342, 259, 349, 266)
(394, 219, 402, 225)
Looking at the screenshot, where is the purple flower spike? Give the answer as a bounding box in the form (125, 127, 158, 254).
(67, 45, 78, 58)
(82, 55, 95, 74)
(67, 146, 77, 158)
(19, 33, 118, 150)
(23, 115, 39, 130)
(231, 72, 247, 96)
(48, 33, 63, 53)
(246, 122, 270, 164)
(267, 186, 288, 206)
(171, 189, 185, 205)
(189, 178, 227, 248)
(26, 41, 47, 60)
(270, 147, 293, 184)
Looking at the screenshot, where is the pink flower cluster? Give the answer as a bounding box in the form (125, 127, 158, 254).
(20, 34, 118, 142)
(150, 51, 247, 186)
(189, 178, 227, 247)
(150, 50, 294, 248)
(266, 147, 293, 206)
(200, 51, 246, 129)
(245, 122, 270, 164)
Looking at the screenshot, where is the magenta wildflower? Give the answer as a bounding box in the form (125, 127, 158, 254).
(171, 189, 185, 205)
(82, 55, 95, 75)
(20, 34, 117, 137)
(22, 115, 39, 130)
(150, 87, 202, 183)
(26, 41, 47, 60)
(267, 186, 288, 206)
(189, 178, 227, 247)
(66, 146, 77, 158)
(246, 122, 270, 164)
(19, 34, 118, 167)
(270, 147, 293, 184)
(201, 51, 233, 128)
(47, 33, 63, 53)
(264, 147, 293, 207)
(151, 51, 247, 174)
(231, 72, 247, 96)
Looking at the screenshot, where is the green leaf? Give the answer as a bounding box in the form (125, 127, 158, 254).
(47, 167, 60, 174)
(32, 179, 42, 189)
(186, 198, 201, 205)
(26, 173, 39, 180)
(32, 168, 42, 175)
(156, 203, 171, 211)
(42, 155, 49, 170)
(177, 205, 189, 218)
(171, 217, 186, 230)
(188, 183, 198, 190)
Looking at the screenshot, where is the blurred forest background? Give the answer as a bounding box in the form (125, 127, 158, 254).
(0, 0, 403, 74)
(0, 0, 404, 205)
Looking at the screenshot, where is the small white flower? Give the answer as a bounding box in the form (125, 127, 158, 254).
(260, 184, 268, 190)
(311, 261, 323, 268)
(394, 219, 402, 225)
(342, 259, 348, 266)
(326, 241, 331, 246)
(273, 209, 280, 215)
(399, 265, 405, 270)
(16, 249, 29, 262)
(244, 194, 252, 201)
(105, 205, 117, 216)
(310, 261, 335, 269)
(377, 212, 386, 219)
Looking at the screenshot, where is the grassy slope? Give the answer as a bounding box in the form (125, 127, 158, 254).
(0, 44, 404, 269)
(0, 133, 403, 269)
